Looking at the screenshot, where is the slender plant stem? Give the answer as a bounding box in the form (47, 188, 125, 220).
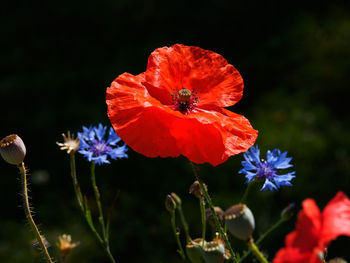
(240, 181, 254, 204)
(239, 218, 284, 262)
(18, 162, 53, 263)
(69, 154, 84, 211)
(90, 161, 107, 242)
(247, 238, 269, 263)
(170, 210, 186, 261)
(190, 163, 238, 263)
(177, 204, 191, 243)
(105, 246, 117, 263)
(199, 198, 206, 244)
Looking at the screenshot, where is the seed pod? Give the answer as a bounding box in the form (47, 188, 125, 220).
(201, 238, 230, 263)
(0, 134, 26, 165)
(205, 206, 224, 227)
(186, 238, 206, 263)
(224, 204, 255, 241)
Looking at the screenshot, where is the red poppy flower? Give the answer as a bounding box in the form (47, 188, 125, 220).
(273, 191, 350, 263)
(106, 44, 258, 166)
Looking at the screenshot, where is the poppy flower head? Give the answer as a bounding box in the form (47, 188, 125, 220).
(106, 44, 258, 166)
(273, 191, 350, 263)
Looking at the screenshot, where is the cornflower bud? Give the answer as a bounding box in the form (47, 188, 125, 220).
(189, 180, 207, 199)
(165, 194, 177, 213)
(224, 204, 255, 241)
(0, 134, 26, 165)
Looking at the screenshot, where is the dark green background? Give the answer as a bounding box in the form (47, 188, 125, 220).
(1, 0, 350, 262)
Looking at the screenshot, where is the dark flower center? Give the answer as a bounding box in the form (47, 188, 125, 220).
(90, 140, 112, 157)
(256, 160, 276, 179)
(171, 88, 199, 114)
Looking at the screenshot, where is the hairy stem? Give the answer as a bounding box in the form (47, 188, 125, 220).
(170, 210, 186, 261)
(18, 162, 53, 263)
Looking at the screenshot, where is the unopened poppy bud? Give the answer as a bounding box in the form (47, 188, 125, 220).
(201, 238, 230, 263)
(205, 207, 224, 227)
(165, 194, 176, 212)
(171, 192, 182, 206)
(0, 134, 26, 165)
(190, 180, 207, 199)
(186, 238, 206, 263)
(328, 258, 347, 263)
(280, 203, 295, 221)
(224, 204, 255, 241)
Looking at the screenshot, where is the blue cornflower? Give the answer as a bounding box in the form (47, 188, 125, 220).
(239, 145, 295, 191)
(77, 124, 128, 165)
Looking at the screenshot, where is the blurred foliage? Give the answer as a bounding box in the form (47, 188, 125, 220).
(1, 0, 350, 262)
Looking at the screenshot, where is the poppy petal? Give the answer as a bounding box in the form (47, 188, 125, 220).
(284, 199, 321, 252)
(145, 44, 243, 107)
(273, 247, 321, 263)
(106, 73, 257, 166)
(320, 191, 350, 248)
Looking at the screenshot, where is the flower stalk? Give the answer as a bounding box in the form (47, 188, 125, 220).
(19, 162, 53, 263)
(191, 163, 238, 263)
(247, 238, 268, 263)
(170, 209, 186, 261)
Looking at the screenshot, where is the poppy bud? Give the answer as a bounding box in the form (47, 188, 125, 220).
(0, 134, 26, 165)
(171, 192, 182, 206)
(186, 238, 206, 263)
(205, 207, 224, 227)
(224, 204, 255, 241)
(165, 194, 176, 213)
(189, 180, 207, 199)
(201, 238, 230, 263)
(280, 203, 295, 221)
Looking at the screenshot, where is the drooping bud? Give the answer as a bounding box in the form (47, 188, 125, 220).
(165, 194, 177, 213)
(186, 238, 206, 263)
(201, 237, 230, 263)
(224, 204, 255, 241)
(190, 180, 207, 199)
(171, 192, 182, 206)
(0, 134, 26, 165)
(280, 203, 295, 221)
(205, 207, 224, 227)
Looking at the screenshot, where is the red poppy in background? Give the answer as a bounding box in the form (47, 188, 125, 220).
(106, 44, 258, 166)
(274, 191, 350, 263)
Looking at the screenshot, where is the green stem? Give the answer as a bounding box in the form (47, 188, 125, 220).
(239, 218, 284, 262)
(240, 181, 254, 204)
(105, 246, 117, 263)
(191, 163, 238, 263)
(247, 238, 269, 263)
(18, 162, 53, 263)
(177, 204, 191, 243)
(199, 198, 206, 244)
(171, 210, 186, 261)
(90, 161, 107, 242)
(69, 154, 84, 212)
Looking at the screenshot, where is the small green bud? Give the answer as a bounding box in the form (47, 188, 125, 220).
(224, 204, 255, 241)
(171, 192, 182, 206)
(280, 203, 295, 221)
(0, 134, 26, 165)
(165, 194, 176, 213)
